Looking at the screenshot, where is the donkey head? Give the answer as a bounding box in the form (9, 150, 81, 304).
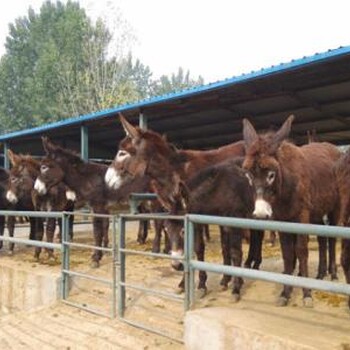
(242, 115, 294, 219)
(6, 150, 40, 204)
(105, 114, 189, 212)
(34, 157, 65, 195)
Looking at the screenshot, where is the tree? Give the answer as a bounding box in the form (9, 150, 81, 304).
(150, 67, 204, 97)
(0, 1, 205, 134)
(0, 1, 92, 130)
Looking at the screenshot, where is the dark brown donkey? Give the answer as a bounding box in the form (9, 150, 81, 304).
(0, 167, 15, 251)
(6, 150, 74, 259)
(334, 148, 350, 309)
(104, 115, 251, 253)
(106, 115, 264, 299)
(6, 151, 45, 258)
(37, 137, 150, 267)
(242, 115, 341, 307)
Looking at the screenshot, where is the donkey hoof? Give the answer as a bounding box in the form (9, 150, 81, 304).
(90, 261, 100, 268)
(316, 273, 326, 280)
(303, 297, 313, 308)
(276, 296, 288, 307)
(8, 250, 14, 256)
(196, 288, 207, 299)
(231, 293, 240, 303)
(331, 274, 338, 281)
(174, 286, 184, 295)
(220, 284, 228, 292)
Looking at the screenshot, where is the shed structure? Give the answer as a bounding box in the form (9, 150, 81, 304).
(1, 45, 350, 165)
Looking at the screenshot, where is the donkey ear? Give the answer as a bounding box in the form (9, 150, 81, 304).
(42, 136, 55, 154)
(7, 149, 20, 166)
(272, 114, 295, 146)
(242, 118, 258, 150)
(119, 113, 141, 139)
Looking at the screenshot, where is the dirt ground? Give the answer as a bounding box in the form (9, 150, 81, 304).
(0, 221, 349, 349)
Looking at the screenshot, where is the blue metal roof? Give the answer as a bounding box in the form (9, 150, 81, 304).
(1, 45, 350, 142)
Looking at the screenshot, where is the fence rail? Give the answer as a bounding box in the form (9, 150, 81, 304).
(1, 207, 350, 343)
(185, 214, 350, 308)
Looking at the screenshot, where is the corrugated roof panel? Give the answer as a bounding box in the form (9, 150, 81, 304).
(1, 45, 350, 142)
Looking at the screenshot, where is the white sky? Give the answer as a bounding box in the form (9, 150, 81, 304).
(1, 0, 350, 83)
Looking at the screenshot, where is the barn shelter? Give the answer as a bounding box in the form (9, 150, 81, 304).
(1, 45, 350, 167)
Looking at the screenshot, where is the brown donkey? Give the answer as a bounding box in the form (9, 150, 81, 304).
(242, 115, 341, 307)
(334, 148, 350, 309)
(105, 115, 264, 298)
(37, 137, 151, 266)
(5, 150, 74, 259)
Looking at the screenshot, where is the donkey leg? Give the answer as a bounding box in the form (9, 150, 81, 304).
(341, 239, 350, 309)
(68, 213, 74, 241)
(34, 218, 44, 261)
(137, 220, 148, 244)
(45, 218, 56, 260)
(204, 224, 210, 242)
(91, 217, 103, 268)
(57, 217, 62, 242)
(163, 223, 171, 254)
(219, 226, 232, 290)
(7, 216, 15, 254)
(0, 215, 5, 250)
(296, 235, 312, 307)
(316, 236, 327, 280)
(245, 229, 264, 270)
(152, 219, 162, 253)
(328, 237, 337, 280)
(230, 229, 243, 302)
(102, 217, 109, 248)
(195, 228, 207, 297)
(278, 232, 296, 306)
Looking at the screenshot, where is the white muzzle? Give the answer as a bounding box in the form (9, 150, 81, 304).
(253, 198, 273, 219)
(6, 190, 18, 204)
(105, 167, 123, 190)
(34, 178, 47, 195)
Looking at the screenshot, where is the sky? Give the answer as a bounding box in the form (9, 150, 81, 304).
(1, 0, 350, 83)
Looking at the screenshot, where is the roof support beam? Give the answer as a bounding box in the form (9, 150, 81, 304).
(139, 111, 148, 130)
(288, 91, 350, 127)
(80, 125, 89, 161)
(3, 142, 9, 169)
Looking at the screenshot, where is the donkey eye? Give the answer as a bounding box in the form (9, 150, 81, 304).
(266, 170, 276, 185)
(116, 150, 130, 161)
(11, 176, 19, 183)
(40, 165, 49, 173)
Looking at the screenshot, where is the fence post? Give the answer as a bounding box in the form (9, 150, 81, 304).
(118, 216, 126, 318)
(184, 216, 190, 311)
(61, 212, 70, 300)
(111, 215, 118, 318)
(184, 216, 195, 310)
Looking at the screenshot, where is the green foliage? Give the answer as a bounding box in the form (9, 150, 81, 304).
(0, 1, 204, 134)
(150, 67, 204, 97)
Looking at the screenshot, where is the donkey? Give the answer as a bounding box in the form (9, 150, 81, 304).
(35, 137, 153, 267)
(105, 115, 248, 253)
(106, 115, 264, 298)
(6, 150, 74, 260)
(0, 167, 15, 251)
(166, 159, 263, 300)
(334, 147, 350, 309)
(241, 115, 341, 307)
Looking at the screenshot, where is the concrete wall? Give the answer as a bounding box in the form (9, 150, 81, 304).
(0, 261, 61, 315)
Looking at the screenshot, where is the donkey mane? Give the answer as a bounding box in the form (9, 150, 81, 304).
(18, 154, 40, 167)
(52, 145, 83, 165)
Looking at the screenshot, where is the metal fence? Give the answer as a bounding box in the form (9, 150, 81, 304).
(0, 210, 118, 318)
(185, 214, 350, 309)
(2, 208, 350, 342)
